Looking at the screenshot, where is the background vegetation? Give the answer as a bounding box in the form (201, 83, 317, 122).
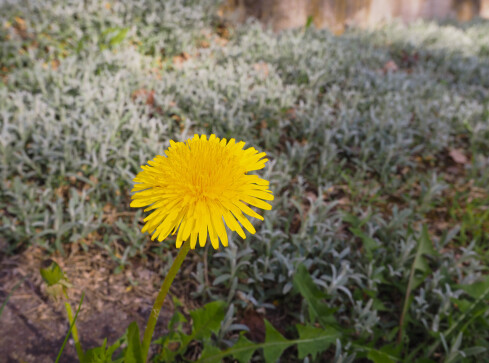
(1, 0, 489, 361)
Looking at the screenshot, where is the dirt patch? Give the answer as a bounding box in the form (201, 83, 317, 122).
(0, 245, 195, 362)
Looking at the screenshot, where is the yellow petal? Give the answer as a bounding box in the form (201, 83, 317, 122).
(131, 134, 274, 248)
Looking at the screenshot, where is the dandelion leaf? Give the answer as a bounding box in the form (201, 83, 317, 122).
(262, 320, 293, 363)
(296, 324, 339, 360)
(124, 322, 144, 363)
(197, 334, 255, 363)
(190, 301, 227, 340)
(230, 334, 255, 363)
(82, 337, 124, 363)
(367, 349, 397, 363)
(412, 225, 436, 289)
(81, 338, 107, 363)
(350, 226, 379, 259)
(459, 275, 489, 300)
(293, 264, 336, 328)
(198, 344, 222, 363)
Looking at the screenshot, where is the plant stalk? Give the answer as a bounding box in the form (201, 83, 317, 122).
(141, 241, 191, 362)
(62, 291, 84, 361)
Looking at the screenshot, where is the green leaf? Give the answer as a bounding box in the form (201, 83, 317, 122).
(168, 310, 187, 331)
(412, 225, 436, 289)
(189, 300, 227, 341)
(350, 227, 379, 259)
(156, 331, 187, 362)
(109, 28, 129, 47)
(198, 344, 224, 363)
(197, 333, 256, 363)
(106, 337, 124, 362)
(197, 321, 339, 363)
(262, 320, 293, 363)
(399, 225, 436, 343)
(425, 252, 489, 356)
(296, 324, 339, 359)
(124, 322, 144, 363)
(459, 275, 489, 300)
(367, 349, 396, 363)
(198, 321, 292, 363)
(82, 339, 107, 363)
(82, 336, 124, 363)
(364, 290, 388, 311)
(443, 281, 489, 340)
(462, 346, 487, 357)
(293, 264, 336, 328)
(231, 334, 256, 363)
(40, 260, 64, 286)
(305, 16, 314, 30)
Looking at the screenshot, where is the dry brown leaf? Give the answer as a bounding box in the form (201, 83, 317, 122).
(172, 52, 190, 68)
(306, 191, 317, 203)
(383, 60, 398, 73)
(285, 107, 296, 120)
(14, 17, 26, 30)
(242, 308, 265, 343)
(51, 59, 60, 70)
(449, 149, 468, 164)
(214, 36, 228, 46)
(198, 39, 210, 48)
(132, 89, 155, 106)
(253, 62, 269, 77)
(13, 17, 28, 39)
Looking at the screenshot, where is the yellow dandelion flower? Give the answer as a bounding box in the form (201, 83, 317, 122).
(131, 134, 274, 249)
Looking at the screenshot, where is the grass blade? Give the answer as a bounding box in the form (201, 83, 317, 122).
(55, 292, 85, 363)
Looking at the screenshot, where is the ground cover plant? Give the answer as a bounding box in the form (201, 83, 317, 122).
(1, 0, 489, 361)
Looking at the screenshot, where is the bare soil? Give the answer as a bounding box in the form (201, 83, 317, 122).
(0, 244, 197, 363)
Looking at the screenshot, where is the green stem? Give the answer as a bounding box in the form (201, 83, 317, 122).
(63, 291, 84, 361)
(141, 241, 191, 362)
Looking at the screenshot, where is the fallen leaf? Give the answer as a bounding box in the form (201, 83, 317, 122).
(449, 149, 468, 164)
(215, 36, 228, 46)
(198, 39, 210, 48)
(14, 17, 26, 30)
(253, 62, 269, 77)
(132, 89, 155, 106)
(306, 191, 317, 203)
(383, 60, 398, 73)
(242, 308, 265, 343)
(172, 52, 190, 68)
(285, 107, 296, 120)
(51, 59, 60, 70)
(13, 17, 28, 39)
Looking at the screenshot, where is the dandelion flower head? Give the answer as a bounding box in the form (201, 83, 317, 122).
(131, 134, 274, 249)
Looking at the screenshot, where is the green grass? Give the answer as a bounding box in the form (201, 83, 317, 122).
(1, 1, 489, 361)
